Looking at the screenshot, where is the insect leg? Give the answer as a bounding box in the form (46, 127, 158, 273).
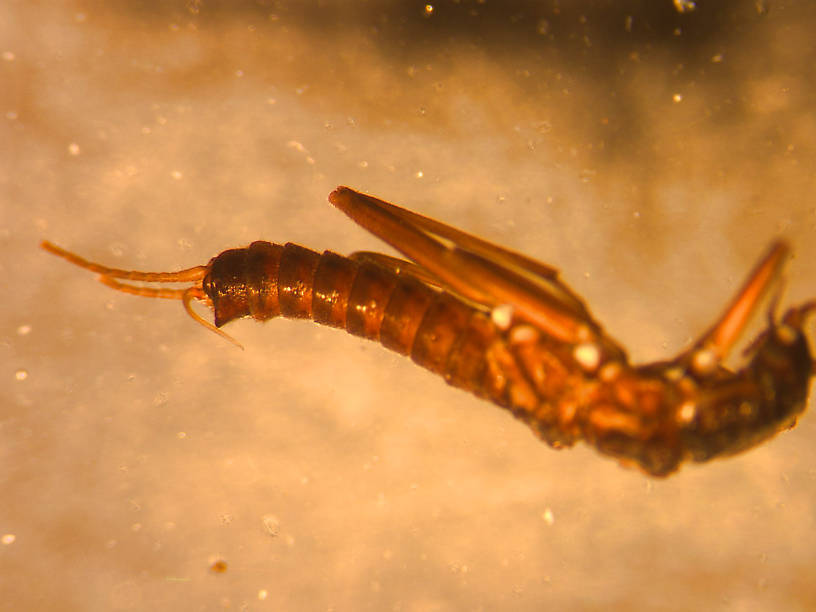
(41, 240, 241, 347)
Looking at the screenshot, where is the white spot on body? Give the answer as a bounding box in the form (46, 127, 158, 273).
(491, 304, 514, 330)
(691, 348, 717, 375)
(678, 401, 697, 423)
(573, 342, 601, 371)
(509, 324, 538, 344)
(599, 361, 622, 382)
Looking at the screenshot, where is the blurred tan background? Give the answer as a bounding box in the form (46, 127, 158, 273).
(2, 1, 816, 610)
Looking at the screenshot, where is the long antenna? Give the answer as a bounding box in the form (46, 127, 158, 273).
(40, 241, 242, 348)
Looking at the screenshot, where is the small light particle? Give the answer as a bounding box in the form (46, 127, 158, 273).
(262, 514, 280, 537)
(17, 324, 32, 336)
(1, 534, 16, 545)
(711, 53, 724, 63)
(2, 51, 15, 61)
(176, 431, 187, 439)
(170, 170, 183, 180)
(673, 0, 696, 13)
(258, 590, 269, 600)
(541, 508, 555, 526)
(15, 369, 28, 381)
(415, 170, 424, 178)
(424, 4, 434, 16)
(68, 143, 81, 156)
(672, 93, 683, 103)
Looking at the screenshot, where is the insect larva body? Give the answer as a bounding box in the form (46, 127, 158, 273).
(205, 240, 502, 398)
(197, 239, 816, 475)
(41, 187, 815, 476)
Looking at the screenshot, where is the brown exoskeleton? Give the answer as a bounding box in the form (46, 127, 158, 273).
(41, 187, 815, 476)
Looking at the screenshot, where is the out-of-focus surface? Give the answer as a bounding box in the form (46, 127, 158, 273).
(3, 1, 816, 610)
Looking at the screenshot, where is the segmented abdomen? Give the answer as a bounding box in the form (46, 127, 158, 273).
(202, 241, 503, 399)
